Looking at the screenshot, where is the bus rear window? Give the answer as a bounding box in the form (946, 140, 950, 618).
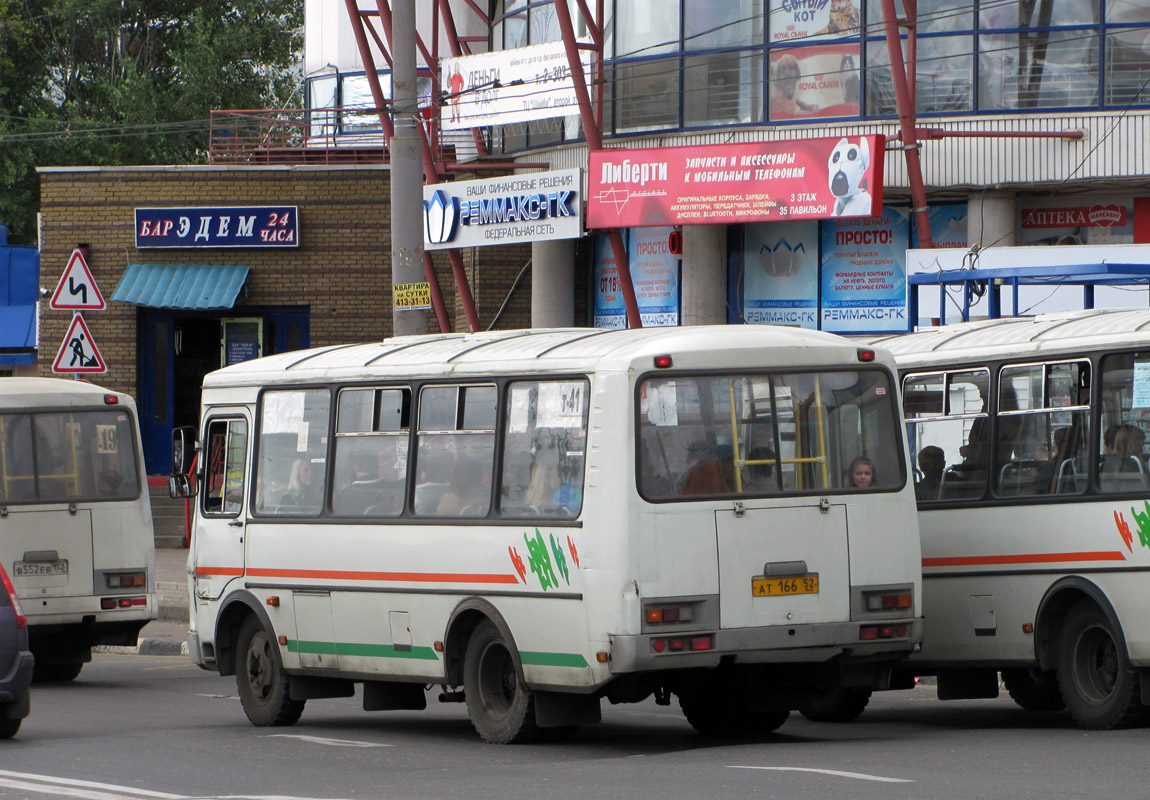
(637, 369, 904, 500)
(0, 410, 140, 503)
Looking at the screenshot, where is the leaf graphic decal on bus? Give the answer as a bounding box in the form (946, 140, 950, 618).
(567, 535, 580, 569)
(1115, 510, 1134, 552)
(550, 533, 569, 585)
(524, 529, 559, 590)
(1129, 501, 1150, 551)
(509, 546, 527, 584)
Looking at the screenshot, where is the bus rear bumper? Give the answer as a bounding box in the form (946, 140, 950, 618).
(609, 618, 922, 673)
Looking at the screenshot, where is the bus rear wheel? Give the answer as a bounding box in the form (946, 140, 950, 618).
(679, 684, 789, 736)
(799, 688, 872, 722)
(1056, 601, 1146, 729)
(236, 616, 304, 727)
(463, 620, 540, 744)
(1001, 668, 1064, 712)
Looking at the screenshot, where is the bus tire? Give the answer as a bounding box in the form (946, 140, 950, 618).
(32, 662, 83, 683)
(0, 709, 21, 739)
(799, 688, 872, 722)
(1056, 601, 1146, 729)
(1001, 668, 1064, 712)
(236, 615, 305, 727)
(679, 683, 789, 736)
(463, 620, 540, 744)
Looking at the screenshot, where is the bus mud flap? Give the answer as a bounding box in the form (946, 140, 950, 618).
(363, 680, 427, 711)
(534, 691, 602, 727)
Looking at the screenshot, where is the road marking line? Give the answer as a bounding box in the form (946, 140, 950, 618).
(264, 734, 393, 748)
(0, 771, 357, 800)
(0, 770, 182, 799)
(728, 766, 913, 783)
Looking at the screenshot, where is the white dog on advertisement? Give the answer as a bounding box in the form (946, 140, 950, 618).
(828, 137, 872, 217)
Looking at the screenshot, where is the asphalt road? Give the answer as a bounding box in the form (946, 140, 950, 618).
(1, 651, 1144, 800)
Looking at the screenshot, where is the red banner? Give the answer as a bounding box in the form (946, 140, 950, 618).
(587, 135, 884, 229)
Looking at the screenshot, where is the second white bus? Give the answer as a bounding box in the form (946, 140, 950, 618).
(871, 309, 1150, 729)
(175, 326, 922, 742)
(1, 378, 156, 680)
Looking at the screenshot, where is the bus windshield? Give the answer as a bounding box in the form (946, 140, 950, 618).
(637, 368, 904, 499)
(1, 409, 141, 503)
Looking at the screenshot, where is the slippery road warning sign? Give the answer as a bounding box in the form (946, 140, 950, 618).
(52, 314, 107, 374)
(50, 249, 106, 310)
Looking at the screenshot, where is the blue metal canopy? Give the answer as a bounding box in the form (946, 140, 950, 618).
(908, 262, 1150, 329)
(111, 264, 250, 309)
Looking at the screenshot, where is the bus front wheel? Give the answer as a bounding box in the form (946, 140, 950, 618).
(1056, 601, 1146, 729)
(236, 615, 305, 727)
(463, 620, 540, 744)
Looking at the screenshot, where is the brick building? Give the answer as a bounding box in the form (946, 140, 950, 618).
(37, 165, 552, 473)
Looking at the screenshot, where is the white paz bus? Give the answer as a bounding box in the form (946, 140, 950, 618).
(871, 309, 1150, 729)
(174, 326, 922, 742)
(0, 378, 156, 680)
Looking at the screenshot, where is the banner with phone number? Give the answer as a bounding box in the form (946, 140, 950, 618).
(587, 135, 884, 229)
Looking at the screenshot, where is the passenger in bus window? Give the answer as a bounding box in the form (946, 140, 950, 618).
(1033, 427, 1068, 494)
(680, 440, 729, 495)
(437, 454, 489, 516)
(914, 446, 945, 500)
(742, 447, 778, 493)
(639, 441, 673, 498)
(1103, 424, 1145, 474)
(280, 457, 320, 509)
(97, 469, 123, 495)
(849, 456, 876, 488)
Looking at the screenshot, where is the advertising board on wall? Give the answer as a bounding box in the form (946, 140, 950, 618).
(593, 229, 680, 329)
(820, 208, 909, 333)
(135, 206, 298, 248)
(423, 169, 583, 250)
(587, 135, 884, 229)
(440, 39, 592, 131)
(742, 220, 819, 329)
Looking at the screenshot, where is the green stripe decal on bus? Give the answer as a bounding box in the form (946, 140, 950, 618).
(518, 651, 589, 668)
(286, 640, 439, 660)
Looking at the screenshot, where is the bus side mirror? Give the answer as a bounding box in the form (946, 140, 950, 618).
(172, 426, 196, 475)
(169, 474, 192, 499)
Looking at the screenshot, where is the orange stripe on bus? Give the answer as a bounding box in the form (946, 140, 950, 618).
(195, 566, 245, 576)
(923, 551, 1127, 568)
(244, 568, 521, 584)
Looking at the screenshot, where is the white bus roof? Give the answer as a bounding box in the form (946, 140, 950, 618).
(204, 325, 886, 388)
(0, 377, 136, 410)
(867, 308, 1150, 368)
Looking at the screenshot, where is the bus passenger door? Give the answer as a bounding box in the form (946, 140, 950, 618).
(716, 503, 851, 628)
(191, 412, 251, 601)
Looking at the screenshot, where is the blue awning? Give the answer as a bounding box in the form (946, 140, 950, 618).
(0, 304, 37, 365)
(111, 264, 250, 310)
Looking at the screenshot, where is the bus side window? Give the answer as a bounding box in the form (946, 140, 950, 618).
(499, 380, 589, 518)
(203, 418, 248, 515)
(1098, 352, 1150, 494)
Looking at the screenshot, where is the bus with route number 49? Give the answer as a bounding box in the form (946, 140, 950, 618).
(172, 325, 922, 742)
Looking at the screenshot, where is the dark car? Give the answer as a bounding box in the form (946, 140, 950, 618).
(0, 562, 34, 738)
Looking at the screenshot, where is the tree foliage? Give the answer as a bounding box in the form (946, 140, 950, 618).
(0, 0, 303, 243)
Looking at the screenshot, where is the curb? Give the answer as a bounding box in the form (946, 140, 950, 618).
(95, 639, 188, 657)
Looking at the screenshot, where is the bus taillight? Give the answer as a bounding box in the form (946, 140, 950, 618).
(859, 624, 909, 641)
(106, 572, 146, 588)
